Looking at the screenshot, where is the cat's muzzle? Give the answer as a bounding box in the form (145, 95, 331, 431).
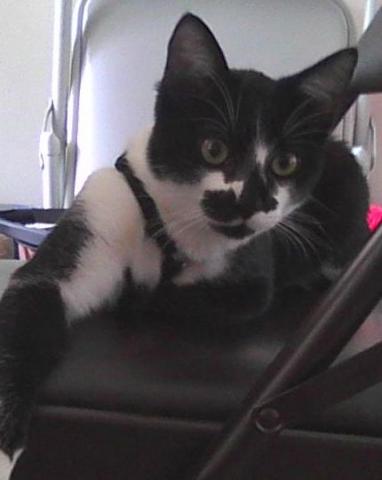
(209, 221, 254, 239)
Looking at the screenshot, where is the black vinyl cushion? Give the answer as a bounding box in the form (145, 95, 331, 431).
(39, 287, 382, 435)
(12, 287, 382, 479)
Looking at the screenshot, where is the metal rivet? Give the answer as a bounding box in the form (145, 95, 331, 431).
(254, 408, 282, 434)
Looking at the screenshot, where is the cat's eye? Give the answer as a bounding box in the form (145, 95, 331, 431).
(271, 156, 299, 177)
(201, 139, 228, 166)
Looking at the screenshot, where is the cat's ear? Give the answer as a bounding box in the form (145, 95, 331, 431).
(298, 48, 357, 106)
(164, 13, 228, 80)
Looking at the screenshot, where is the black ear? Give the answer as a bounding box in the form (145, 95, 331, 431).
(164, 13, 228, 79)
(298, 48, 358, 104)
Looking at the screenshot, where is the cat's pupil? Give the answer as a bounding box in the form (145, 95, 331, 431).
(208, 141, 222, 157)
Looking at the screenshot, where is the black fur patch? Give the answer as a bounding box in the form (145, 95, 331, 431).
(211, 223, 254, 239)
(0, 281, 67, 454)
(0, 202, 90, 455)
(201, 189, 240, 222)
(14, 202, 91, 281)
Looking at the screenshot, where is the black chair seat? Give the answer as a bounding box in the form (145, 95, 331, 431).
(12, 288, 382, 480)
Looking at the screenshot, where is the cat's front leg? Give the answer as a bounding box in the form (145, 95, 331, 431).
(0, 279, 67, 479)
(0, 168, 151, 477)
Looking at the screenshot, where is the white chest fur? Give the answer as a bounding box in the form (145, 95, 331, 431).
(59, 168, 163, 320)
(172, 253, 228, 286)
(58, 165, 229, 321)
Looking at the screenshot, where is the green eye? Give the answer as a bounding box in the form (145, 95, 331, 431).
(271, 156, 299, 177)
(201, 139, 228, 165)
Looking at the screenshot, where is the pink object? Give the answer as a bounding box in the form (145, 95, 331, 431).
(367, 204, 382, 232)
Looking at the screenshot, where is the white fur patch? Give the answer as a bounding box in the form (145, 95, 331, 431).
(0, 449, 20, 480)
(201, 172, 243, 199)
(230, 180, 244, 198)
(59, 168, 155, 320)
(173, 253, 226, 286)
(130, 237, 162, 288)
(275, 186, 294, 216)
(255, 143, 269, 167)
(202, 171, 227, 192)
(255, 142, 272, 183)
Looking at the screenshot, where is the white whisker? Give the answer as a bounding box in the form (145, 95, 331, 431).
(283, 106, 330, 139)
(209, 71, 236, 129)
(187, 94, 230, 130)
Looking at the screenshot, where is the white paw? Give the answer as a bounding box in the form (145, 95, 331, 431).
(0, 449, 22, 480)
(0, 451, 12, 480)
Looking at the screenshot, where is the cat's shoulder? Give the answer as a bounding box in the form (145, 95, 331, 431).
(323, 140, 365, 176)
(76, 167, 143, 236)
(321, 139, 369, 195)
(317, 139, 369, 218)
(79, 167, 135, 201)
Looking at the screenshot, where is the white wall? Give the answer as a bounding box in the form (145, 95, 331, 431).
(345, 1, 382, 204)
(366, 0, 382, 203)
(0, 1, 380, 206)
(368, 94, 382, 203)
(0, 1, 53, 206)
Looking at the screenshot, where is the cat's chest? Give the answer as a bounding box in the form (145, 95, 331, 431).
(129, 237, 228, 289)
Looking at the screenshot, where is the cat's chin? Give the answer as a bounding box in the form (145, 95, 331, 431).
(209, 221, 254, 240)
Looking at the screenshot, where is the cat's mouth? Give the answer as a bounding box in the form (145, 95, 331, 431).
(209, 221, 254, 239)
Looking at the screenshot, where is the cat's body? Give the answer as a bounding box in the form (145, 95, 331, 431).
(0, 13, 369, 478)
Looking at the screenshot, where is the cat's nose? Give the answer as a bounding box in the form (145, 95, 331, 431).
(239, 195, 278, 219)
(239, 173, 278, 219)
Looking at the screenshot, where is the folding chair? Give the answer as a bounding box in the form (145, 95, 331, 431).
(2, 1, 382, 479)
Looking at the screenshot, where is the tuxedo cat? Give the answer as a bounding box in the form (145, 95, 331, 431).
(0, 13, 368, 477)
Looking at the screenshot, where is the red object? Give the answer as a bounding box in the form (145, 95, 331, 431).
(18, 244, 36, 260)
(367, 204, 382, 232)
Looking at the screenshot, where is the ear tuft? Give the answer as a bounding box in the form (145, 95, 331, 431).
(299, 48, 358, 103)
(164, 13, 228, 79)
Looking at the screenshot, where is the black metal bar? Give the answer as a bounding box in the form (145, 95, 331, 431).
(185, 225, 382, 480)
(253, 339, 382, 433)
(0, 208, 64, 224)
(332, 6, 382, 128)
(351, 7, 382, 94)
(0, 219, 51, 248)
(0, 209, 64, 248)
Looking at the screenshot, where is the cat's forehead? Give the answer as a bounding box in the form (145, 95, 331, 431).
(228, 70, 282, 137)
(230, 69, 275, 113)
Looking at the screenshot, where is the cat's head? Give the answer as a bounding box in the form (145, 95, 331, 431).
(148, 14, 357, 246)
